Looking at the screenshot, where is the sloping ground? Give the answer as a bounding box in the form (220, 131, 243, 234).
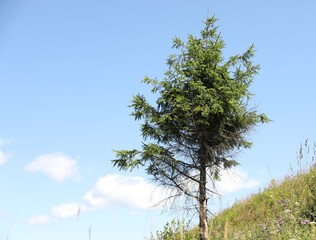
(209, 165, 316, 239)
(150, 165, 316, 240)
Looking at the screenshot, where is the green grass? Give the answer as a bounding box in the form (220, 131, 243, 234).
(150, 141, 316, 239)
(209, 166, 316, 239)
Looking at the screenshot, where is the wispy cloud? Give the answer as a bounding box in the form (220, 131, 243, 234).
(0, 211, 8, 218)
(83, 174, 167, 210)
(27, 215, 56, 225)
(0, 139, 10, 165)
(0, 150, 8, 165)
(51, 202, 86, 219)
(215, 168, 261, 194)
(0, 138, 11, 146)
(25, 152, 79, 182)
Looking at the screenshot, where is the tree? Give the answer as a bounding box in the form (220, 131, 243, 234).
(112, 17, 269, 240)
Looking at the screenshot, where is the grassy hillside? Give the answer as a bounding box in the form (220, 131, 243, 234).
(150, 143, 316, 239)
(209, 165, 316, 239)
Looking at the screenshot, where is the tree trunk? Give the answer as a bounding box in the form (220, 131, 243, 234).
(199, 158, 208, 240)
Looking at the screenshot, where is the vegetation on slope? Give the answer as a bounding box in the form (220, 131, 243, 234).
(149, 141, 316, 239)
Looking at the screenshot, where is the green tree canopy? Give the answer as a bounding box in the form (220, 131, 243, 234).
(112, 17, 269, 240)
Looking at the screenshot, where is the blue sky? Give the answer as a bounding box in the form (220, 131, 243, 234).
(1, 0, 316, 239)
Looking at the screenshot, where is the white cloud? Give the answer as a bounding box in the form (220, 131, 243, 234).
(0, 150, 8, 165)
(83, 174, 167, 210)
(26, 174, 169, 225)
(82, 172, 258, 211)
(27, 170, 258, 226)
(27, 215, 55, 225)
(27, 203, 87, 225)
(25, 152, 79, 182)
(51, 203, 86, 219)
(215, 168, 261, 194)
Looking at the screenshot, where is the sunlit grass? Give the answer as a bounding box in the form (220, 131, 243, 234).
(149, 141, 316, 239)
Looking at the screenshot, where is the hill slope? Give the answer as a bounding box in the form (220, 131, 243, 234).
(150, 145, 316, 239)
(209, 165, 316, 239)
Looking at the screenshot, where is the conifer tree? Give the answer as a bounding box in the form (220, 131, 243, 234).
(112, 17, 269, 240)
